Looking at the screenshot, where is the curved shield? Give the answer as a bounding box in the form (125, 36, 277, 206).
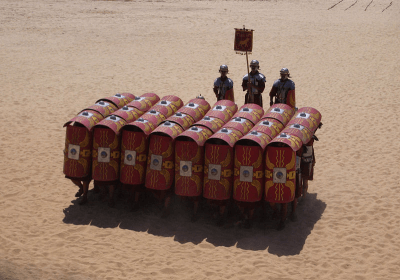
(286, 89, 295, 108)
(64, 110, 104, 131)
(63, 111, 104, 179)
(140, 110, 167, 128)
(94, 115, 127, 135)
(206, 127, 243, 148)
(145, 122, 184, 191)
(194, 116, 225, 133)
(222, 117, 254, 136)
(97, 93, 136, 109)
(233, 142, 265, 203)
(271, 133, 303, 152)
(281, 124, 312, 144)
(84, 101, 118, 118)
(232, 104, 264, 125)
(250, 118, 284, 140)
(205, 100, 238, 123)
(178, 98, 211, 122)
(165, 112, 195, 130)
(203, 143, 234, 200)
(174, 126, 213, 197)
(224, 88, 235, 102)
(111, 106, 145, 123)
(127, 93, 160, 112)
(262, 104, 295, 126)
(92, 127, 122, 182)
(120, 127, 150, 186)
(151, 95, 184, 118)
(288, 107, 322, 133)
(265, 145, 296, 203)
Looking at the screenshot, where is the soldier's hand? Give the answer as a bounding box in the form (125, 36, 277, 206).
(270, 101, 273, 106)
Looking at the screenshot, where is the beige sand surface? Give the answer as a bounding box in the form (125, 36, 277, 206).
(1, 0, 399, 279)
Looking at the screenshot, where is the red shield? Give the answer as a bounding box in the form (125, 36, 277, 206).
(262, 104, 295, 126)
(63, 110, 105, 178)
(120, 128, 149, 185)
(224, 88, 235, 102)
(150, 95, 184, 119)
(203, 144, 234, 200)
(92, 127, 123, 182)
(250, 118, 284, 140)
(265, 146, 297, 203)
(286, 90, 296, 108)
(94, 115, 127, 135)
(97, 93, 136, 109)
(84, 101, 118, 118)
(127, 93, 160, 112)
(110, 106, 145, 123)
(205, 100, 238, 123)
(178, 98, 211, 122)
(233, 143, 265, 203)
(222, 117, 254, 136)
(207, 127, 243, 148)
(281, 124, 312, 144)
(140, 110, 167, 128)
(165, 112, 195, 130)
(195, 116, 225, 133)
(174, 126, 213, 197)
(145, 122, 184, 190)
(234, 29, 253, 52)
(288, 107, 322, 133)
(232, 104, 264, 125)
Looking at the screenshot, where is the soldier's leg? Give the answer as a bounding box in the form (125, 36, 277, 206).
(71, 179, 83, 197)
(78, 179, 90, 205)
(277, 203, 287, 231)
(290, 198, 298, 222)
(108, 184, 116, 207)
(270, 202, 279, 220)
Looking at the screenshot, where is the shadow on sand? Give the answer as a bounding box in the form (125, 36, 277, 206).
(63, 189, 326, 256)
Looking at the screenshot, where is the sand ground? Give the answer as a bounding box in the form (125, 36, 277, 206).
(1, 0, 399, 279)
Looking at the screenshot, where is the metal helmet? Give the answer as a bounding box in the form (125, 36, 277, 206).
(219, 65, 229, 73)
(280, 68, 290, 75)
(250, 60, 260, 69)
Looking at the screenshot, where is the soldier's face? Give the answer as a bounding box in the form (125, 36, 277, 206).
(250, 66, 257, 73)
(280, 73, 288, 80)
(220, 71, 227, 77)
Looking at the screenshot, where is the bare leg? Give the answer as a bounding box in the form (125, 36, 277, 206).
(71, 180, 83, 197)
(270, 202, 279, 220)
(78, 180, 90, 205)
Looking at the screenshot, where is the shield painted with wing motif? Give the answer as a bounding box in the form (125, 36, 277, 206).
(232, 104, 264, 125)
(165, 112, 195, 131)
(97, 93, 136, 109)
(175, 126, 213, 197)
(111, 106, 145, 123)
(233, 131, 271, 203)
(145, 122, 184, 190)
(205, 100, 238, 123)
(127, 93, 160, 112)
(84, 101, 118, 118)
(262, 104, 295, 126)
(63, 110, 104, 179)
(264, 145, 297, 203)
(194, 116, 225, 133)
(250, 118, 284, 140)
(151, 95, 184, 119)
(178, 98, 211, 122)
(222, 117, 254, 136)
(287, 107, 322, 133)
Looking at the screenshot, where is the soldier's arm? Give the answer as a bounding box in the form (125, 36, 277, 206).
(213, 86, 219, 97)
(242, 79, 248, 91)
(269, 86, 277, 106)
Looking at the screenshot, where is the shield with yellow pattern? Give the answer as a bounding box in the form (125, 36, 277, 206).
(233, 131, 271, 202)
(203, 127, 243, 200)
(264, 133, 302, 203)
(175, 126, 213, 197)
(92, 116, 127, 182)
(204, 100, 238, 123)
(287, 107, 322, 133)
(145, 122, 184, 190)
(63, 110, 104, 179)
(262, 104, 295, 126)
(96, 93, 136, 109)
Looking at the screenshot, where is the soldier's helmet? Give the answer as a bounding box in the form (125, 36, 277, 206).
(280, 68, 290, 75)
(250, 60, 260, 69)
(219, 65, 229, 73)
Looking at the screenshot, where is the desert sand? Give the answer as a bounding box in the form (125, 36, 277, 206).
(1, 0, 399, 279)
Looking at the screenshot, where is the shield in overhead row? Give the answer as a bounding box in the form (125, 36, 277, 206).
(91, 93, 160, 183)
(120, 95, 182, 187)
(262, 103, 295, 127)
(63, 110, 104, 179)
(287, 107, 322, 133)
(145, 98, 211, 191)
(96, 93, 136, 109)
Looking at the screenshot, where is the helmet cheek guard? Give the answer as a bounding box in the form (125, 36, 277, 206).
(219, 64, 229, 73)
